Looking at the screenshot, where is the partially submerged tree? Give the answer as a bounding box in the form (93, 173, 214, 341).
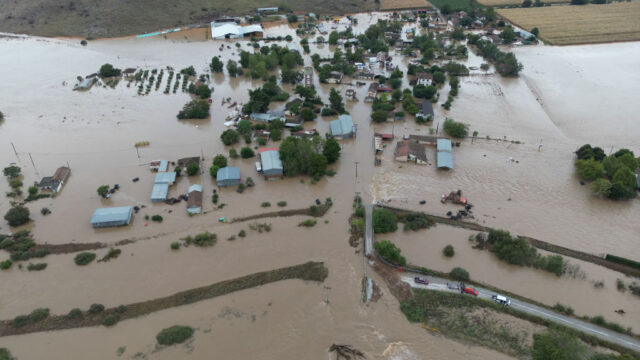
(4, 206, 30, 227)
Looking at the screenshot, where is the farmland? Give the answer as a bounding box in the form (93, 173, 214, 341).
(426, 0, 472, 12)
(476, 0, 567, 6)
(497, 2, 640, 45)
(380, 0, 431, 10)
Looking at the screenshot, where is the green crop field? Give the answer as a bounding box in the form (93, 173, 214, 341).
(427, 0, 473, 12)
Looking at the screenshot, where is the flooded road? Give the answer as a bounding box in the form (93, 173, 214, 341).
(0, 12, 638, 359)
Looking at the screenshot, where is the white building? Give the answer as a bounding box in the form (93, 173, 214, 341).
(210, 22, 263, 39)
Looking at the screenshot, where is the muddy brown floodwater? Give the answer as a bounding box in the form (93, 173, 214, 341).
(0, 12, 638, 359)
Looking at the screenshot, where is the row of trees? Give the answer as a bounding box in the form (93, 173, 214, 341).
(574, 145, 638, 200)
(467, 34, 523, 77)
(487, 229, 565, 276)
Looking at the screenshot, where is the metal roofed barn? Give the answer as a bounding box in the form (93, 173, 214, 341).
(259, 148, 283, 180)
(437, 138, 453, 169)
(154, 171, 176, 184)
(151, 183, 169, 202)
(216, 167, 241, 187)
(91, 206, 133, 228)
(210, 22, 263, 39)
(330, 114, 354, 139)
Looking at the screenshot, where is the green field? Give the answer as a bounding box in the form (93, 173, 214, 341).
(0, 0, 378, 38)
(427, 0, 474, 12)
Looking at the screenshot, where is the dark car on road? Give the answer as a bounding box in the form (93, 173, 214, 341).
(414, 277, 429, 285)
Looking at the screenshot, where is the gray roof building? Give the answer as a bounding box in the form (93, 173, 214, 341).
(330, 114, 354, 139)
(151, 183, 169, 202)
(437, 138, 453, 169)
(91, 206, 133, 228)
(216, 167, 241, 187)
(187, 184, 203, 214)
(250, 110, 286, 123)
(154, 172, 177, 184)
(259, 149, 283, 179)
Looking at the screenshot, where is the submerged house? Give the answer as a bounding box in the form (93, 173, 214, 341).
(330, 114, 354, 139)
(151, 171, 177, 202)
(259, 148, 283, 180)
(210, 22, 263, 39)
(395, 140, 427, 164)
(38, 166, 71, 193)
(91, 206, 133, 228)
(417, 100, 434, 120)
(216, 167, 241, 187)
(415, 72, 433, 86)
(437, 138, 453, 169)
(186, 184, 203, 214)
(365, 83, 378, 102)
(249, 110, 286, 123)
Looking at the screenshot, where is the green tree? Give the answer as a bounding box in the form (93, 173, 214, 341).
(531, 27, 539, 36)
(28, 186, 38, 195)
(4, 206, 30, 227)
(195, 84, 211, 99)
(612, 167, 636, 189)
(186, 162, 199, 176)
(413, 84, 437, 99)
(3, 166, 21, 178)
(374, 240, 406, 265)
(522, 0, 532, 7)
(432, 71, 445, 84)
(328, 31, 339, 45)
(372, 209, 398, 233)
(210, 57, 223, 72)
(329, 88, 345, 113)
(97, 185, 110, 197)
(221, 129, 240, 146)
(240, 147, 255, 158)
(210, 165, 220, 178)
(300, 108, 316, 122)
(484, 6, 496, 21)
(237, 119, 252, 136)
(443, 245, 455, 257)
(389, 78, 402, 89)
(99, 63, 121, 77)
(500, 27, 516, 44)
(308, 153, 328, 179)
(450, 267, 470, 281)
(532, 331, 586, 360)
(575, 159, 604, 181)
(602, 155, 622, 176)
(371, 110, 388, 123)
(617, 153, 638, 172)
(323, 138, 341, 164)
(443, 118, 469, 138)
(227, 59, 240, 77)
(177, 99, 210, 119)
(609, 181, 635, 200)
(213, 154, 228, 168)
(287, 14, 298, 23)
(591, 178, 612, 197)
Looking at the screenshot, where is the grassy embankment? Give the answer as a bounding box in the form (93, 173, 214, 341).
(0, 261, 328, 337)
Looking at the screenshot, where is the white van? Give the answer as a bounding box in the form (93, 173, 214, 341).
(492, 294, 511, 306)
(255, 162, 263, 174)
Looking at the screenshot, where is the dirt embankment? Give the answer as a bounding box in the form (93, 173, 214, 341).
(379, 205, 640, 278)
(0, 261, 328, 337)
(231, 203, 332, 223)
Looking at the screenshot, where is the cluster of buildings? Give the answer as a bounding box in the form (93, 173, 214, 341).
(392, 136, 454, 170)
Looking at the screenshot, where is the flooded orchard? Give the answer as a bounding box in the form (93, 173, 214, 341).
(0, 11, 639, 360)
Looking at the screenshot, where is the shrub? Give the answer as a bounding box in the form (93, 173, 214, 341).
(99, 63, 121, 77)
(40, 207, 51, 215)
(28, 308, 49, 322)
(351, 218, 365, 231)
(552, 303, 574, 315)
(616, 278, 626, 292)
(532, 330, 585, 360)
(372, 209, 398, 233)
(12, 315, 30, 328)
(321, 107, 338, 116)
(195, 83, 211, 99)
(450, 267, 470, 281)
(221, 129, 240, 145)
(89, 303, 105, 314)
(229, 148, 238, 159)
(0, 260, 12, 270)
(28, 186, 37, 195)
(241, 147, 255, 158)
(151, 215, 163, 222)
(170, 242, 180, 250)
(3, 165, 21, 178)
(443, 245, 455, 257)
(238, 230, 246, 238)
(326, 169, 336, 176)
(237, 183, 246, 193)
(27, 263, 47, 271)
(156, 325, 194, 346)
(245, 177, 255, 187)
(102, 314, 119, 327)
(299, 219, 317, 227)
(97, 185, 110, 197)
(4, 206, 30, 227)
(277, 201, 287, 207)
(184, 231, 217, 247)
(371, 110, 389, 123)
(74, 252, 96, 266)
(100, 248, 121, 262)
(375, 240, 406, 266)
(443, 118, 468, 138)
(260, 202, 271, 207)
(574, 159, 604, 181)
(116, 305, 127, 313)
(402, 212, 434, 231)
(67, 308, 83, 319)
(309, 205, 319, 216)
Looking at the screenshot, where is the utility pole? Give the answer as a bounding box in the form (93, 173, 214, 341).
(354, 161, 359, 179)
(28, 153, 36, 173)
(135, 147, 140, 158)
(11, 142, 18, 156)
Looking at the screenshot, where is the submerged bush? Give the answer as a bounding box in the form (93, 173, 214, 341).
(443, 245, 455, 257)
(156, 325, 194, 346)
(74, 252, 96, 266)
(450, 267, 470, 281)
(102, 314, 119, 327)
(67, 308, 83, 319)
(89, 303, 105, 314)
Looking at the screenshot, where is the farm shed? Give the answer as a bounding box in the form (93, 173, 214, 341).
(151, 183, 169, 202)
(154, 172, 177, 185)
(91, 206, 133, 228)
(216, 167, 241, 187)
(210, 22, 263, 39)
(437, 138, 453, 169)
(259, 148, 283, 180)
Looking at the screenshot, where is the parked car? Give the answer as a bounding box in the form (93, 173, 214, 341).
(492, 294, 511, 306)
(414, 277, 429, 285)
(446, 282, 459, 290)
(463, 286, 479, 296)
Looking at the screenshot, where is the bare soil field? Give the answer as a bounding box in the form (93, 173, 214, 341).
(380, 0, 430, 10)
(477, 0, 567, 6)
(0, 0, 377, 38)
(497, 3, 640, 45)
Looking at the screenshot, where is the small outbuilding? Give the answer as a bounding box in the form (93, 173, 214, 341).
(216, 167, 241, 187)
(91, 206, 133, 228)
(330, 114, 354, 139)
(187, 184, 203, 214)
(437, 138, 453, 169)
(151, 183, 170, 202)
(259, 148, 283, 180)
(154, 172, 177, 185)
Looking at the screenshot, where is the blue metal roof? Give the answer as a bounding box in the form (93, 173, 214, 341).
(437, 138, 452, 152)
(154, 172, 176, 184)
(91, 206, 132, 225)
(330, 114, 354, 137)
(158, 160, 169, 172)
(261, 150, 283, 174)
(437, 151, 453, 169)
(151, 183, 169, 201)
(216, 167, 240, 181)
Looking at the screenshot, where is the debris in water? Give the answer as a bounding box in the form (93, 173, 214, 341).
(329, 344, 365, 359)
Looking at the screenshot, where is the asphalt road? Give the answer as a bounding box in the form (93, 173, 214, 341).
(400, 275, 640, 352)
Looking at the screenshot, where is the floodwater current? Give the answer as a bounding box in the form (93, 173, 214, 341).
(0, 12, 638, 359)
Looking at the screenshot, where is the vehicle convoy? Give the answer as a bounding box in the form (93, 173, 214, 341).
(492, 294, 511, 306)
(414, 277, 429, 285)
